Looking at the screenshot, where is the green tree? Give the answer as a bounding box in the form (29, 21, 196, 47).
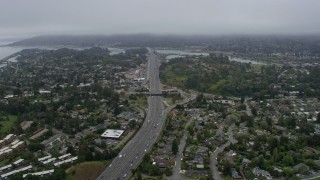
(135, 173, 142, 180)
(240, 115, 254, 127)
(67, 146, 75, 154)
(165, 167, 173, 176)
(49, 168, 66, 180)
(256, 155, 266, 169)
(282, 154, 294, 166)
(28, 142, 45, 152)
(129, 120, 137, 128)
(272, 147, 278, 162)
(241, 96, 245, 104)
(222, 160, 232, 176)
(251, 108, 257, 116)
(172, 138, 179, 155)
(283, 167, 294, 178)
(187, 125, 194, 136)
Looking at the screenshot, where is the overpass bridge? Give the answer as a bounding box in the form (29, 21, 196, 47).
(135, 92, 164, 96)
(128, 91, 180, 96)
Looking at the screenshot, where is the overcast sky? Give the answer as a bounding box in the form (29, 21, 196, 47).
(1, 0, 320, 38)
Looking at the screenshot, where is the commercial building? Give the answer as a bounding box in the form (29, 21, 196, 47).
(101, 129, 125, 139)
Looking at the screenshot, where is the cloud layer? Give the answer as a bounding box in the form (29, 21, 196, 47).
(1, 0, 320, 37)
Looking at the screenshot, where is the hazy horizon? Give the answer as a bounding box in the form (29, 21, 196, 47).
(1, 0, 320, 39)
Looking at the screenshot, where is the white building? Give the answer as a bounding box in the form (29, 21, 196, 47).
(58, 153, 71, 160)
(23, 169, 54, 178)
(101, 129, 125, 139)
(13, 159, 24, 166)
(54, 156, 78, 167)
(38, 155, 52, 162)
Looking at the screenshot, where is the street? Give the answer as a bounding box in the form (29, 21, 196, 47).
(168, 118, 192, 180)
(210, 124, 237, 180)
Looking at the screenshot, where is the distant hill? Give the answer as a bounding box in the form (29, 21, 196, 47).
(8, 34, 320, 56)
(8, 34, 205, 47)
(7, 34, 255, 47)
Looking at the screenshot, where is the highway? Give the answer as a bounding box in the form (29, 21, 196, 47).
(97, 49, 164, 180)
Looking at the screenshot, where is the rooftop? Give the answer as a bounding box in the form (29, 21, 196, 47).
(101, 129, 125, 139)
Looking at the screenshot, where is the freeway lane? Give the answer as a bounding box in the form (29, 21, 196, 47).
(97, 49, 164, 180)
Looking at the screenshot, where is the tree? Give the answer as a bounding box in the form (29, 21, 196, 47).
(286, 117, 296, 129)
(172, 138, 179, 155)
(67, 146, 75, 154)
(256, 155, 266, 169)
(165, 167, 173, 176)
(187, 125, 194, 136)
(129, 120, 137, 128)
(283, 167, 294, 179)
(28, 142, 45, 152)
(241, 115, 254, 127)
(272, 148, 279, 162)
(222, 160, 232, 176)
(135, 173, 142, 180)
(266, 117, 272, 128)
(49, 168, 66, 180)
(282, 154, 294, 166)
(25, 174, 41, 180)
(251, 108, 257, 116)
(268, 136, 279, 150)
(317, 113, 320, 123)
(241, 96, 245, 104)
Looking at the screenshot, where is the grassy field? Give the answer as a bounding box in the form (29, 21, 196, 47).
(0, 159, 10, 167)
(0, 115, 17, 135)
(133, 96, 147, 108)
(310, 177, 320, 180)
(66, 161, 107, 180)
(209, 79, 227, 92)
(161, 65, 187, 87)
